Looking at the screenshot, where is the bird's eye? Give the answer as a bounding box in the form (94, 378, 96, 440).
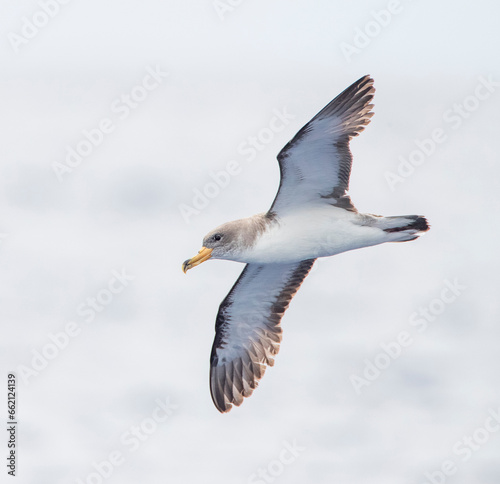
(213, 234, 222, 242)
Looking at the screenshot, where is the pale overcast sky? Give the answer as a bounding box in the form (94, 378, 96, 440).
(1, 1, 500, 483)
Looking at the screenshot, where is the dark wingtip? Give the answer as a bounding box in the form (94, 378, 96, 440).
(357, 74, 374, 85)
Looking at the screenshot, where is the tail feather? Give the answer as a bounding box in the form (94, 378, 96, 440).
(372, 215, 430, 242)
(384, 215, 429, 233)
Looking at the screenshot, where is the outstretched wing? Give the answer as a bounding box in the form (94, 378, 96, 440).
(210, 259, 315, 413)
(269, 75, 375, 215)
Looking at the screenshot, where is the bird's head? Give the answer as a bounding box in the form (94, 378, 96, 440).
(182, 222, 242, 273)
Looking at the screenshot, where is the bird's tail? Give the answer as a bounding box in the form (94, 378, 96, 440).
(375, 215, 430, 242)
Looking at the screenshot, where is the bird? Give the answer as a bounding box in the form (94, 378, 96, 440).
(182, 75, 429, 413)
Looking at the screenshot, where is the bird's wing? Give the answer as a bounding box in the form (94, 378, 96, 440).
(210, 259, 315, 413)
(269, 75, 375, 215)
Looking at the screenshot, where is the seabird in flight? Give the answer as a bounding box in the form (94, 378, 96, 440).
(182, 75, 429, 413)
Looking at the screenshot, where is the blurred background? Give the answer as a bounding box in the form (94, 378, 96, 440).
(1, 1, 500, 483)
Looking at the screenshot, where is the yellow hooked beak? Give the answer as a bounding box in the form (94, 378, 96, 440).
(182, 247, 213, 273)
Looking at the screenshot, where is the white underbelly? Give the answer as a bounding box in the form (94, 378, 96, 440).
(239, 208, 385, 264)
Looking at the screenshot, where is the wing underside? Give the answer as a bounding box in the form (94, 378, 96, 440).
(269, 75, 375, 215)
(210, 259, 315, 412)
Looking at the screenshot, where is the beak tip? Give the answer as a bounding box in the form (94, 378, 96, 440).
(182, 247, 212, 274)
